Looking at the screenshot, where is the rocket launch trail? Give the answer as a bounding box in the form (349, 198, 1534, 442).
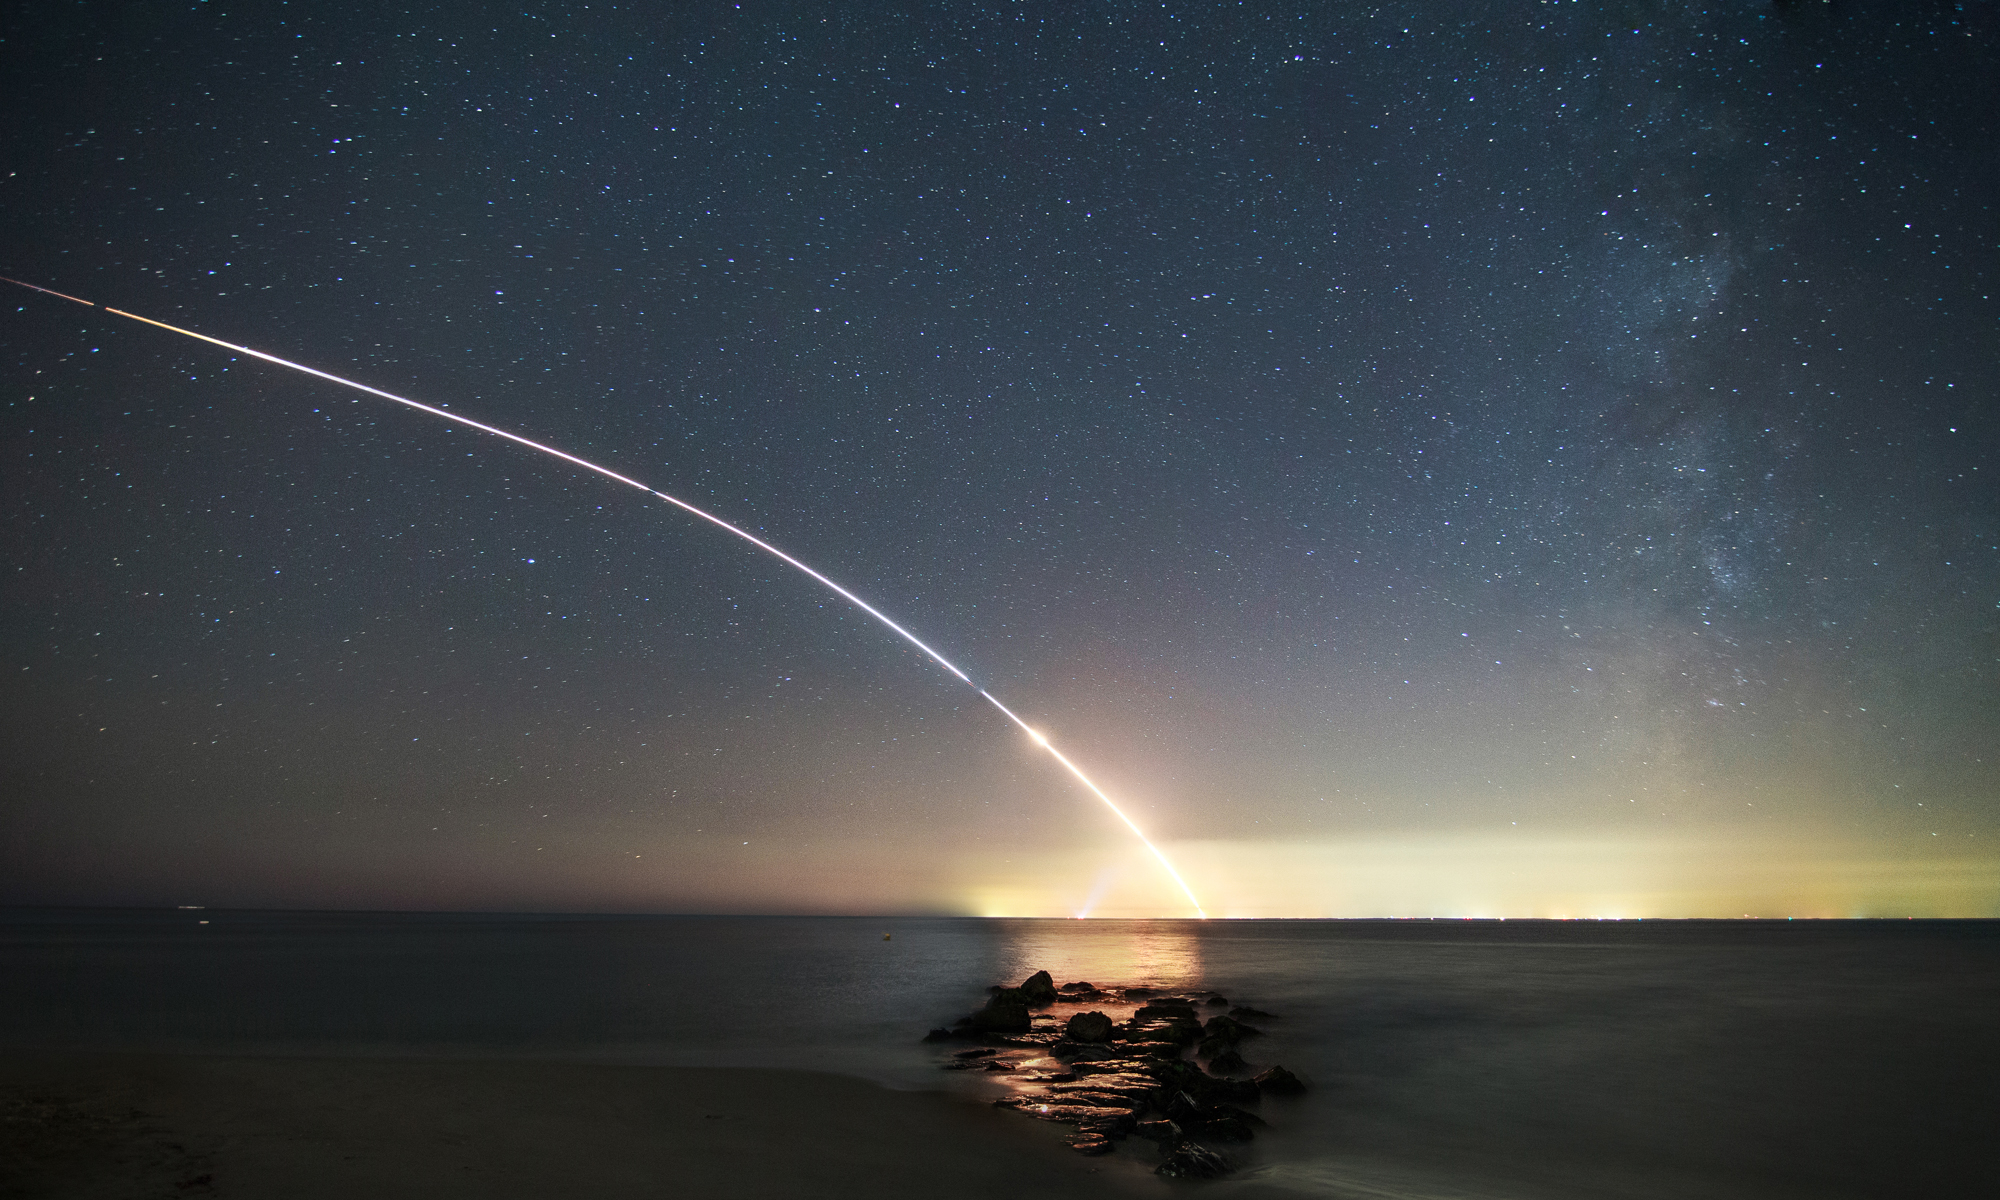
(3, 275, 1208, 918)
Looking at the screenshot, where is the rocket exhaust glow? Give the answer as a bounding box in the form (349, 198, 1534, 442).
(4, 274, 1209, 918)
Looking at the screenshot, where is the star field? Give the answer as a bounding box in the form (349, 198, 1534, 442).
(3, 2, 1994, 916)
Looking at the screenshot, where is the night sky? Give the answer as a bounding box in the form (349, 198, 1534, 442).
(3, 2, 1994, 917)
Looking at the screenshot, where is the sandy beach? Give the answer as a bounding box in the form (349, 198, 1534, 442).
(0, 1052, 1174, 1199)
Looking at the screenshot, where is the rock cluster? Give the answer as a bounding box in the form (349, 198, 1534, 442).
(926, 971, 1309, 1179)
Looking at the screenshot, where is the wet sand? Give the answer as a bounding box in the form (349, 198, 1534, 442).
(0, 1051, 1171, 1199)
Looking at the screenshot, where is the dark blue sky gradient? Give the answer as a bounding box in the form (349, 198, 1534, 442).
(3, 2, 1993, 914)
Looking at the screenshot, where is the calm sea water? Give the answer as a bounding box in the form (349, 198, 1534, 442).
(3, 909, 1993, 1198)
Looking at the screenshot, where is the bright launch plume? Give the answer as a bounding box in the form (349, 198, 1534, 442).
(1, 275, 1207, 917)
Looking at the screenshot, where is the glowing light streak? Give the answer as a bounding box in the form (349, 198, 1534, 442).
(5, 275, 1207, 917)
(978, 690, 1208, 918)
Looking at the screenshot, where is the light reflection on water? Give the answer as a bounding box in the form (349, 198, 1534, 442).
(980, 918, 1206, 992)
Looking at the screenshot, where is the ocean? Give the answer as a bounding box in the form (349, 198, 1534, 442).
(3, 909, 1992, 1198)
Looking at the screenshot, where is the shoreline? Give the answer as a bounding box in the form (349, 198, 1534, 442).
(0, 1050, 1173, 1198)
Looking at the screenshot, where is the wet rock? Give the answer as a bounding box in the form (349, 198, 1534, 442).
(1072, 1060, 1148, 1077)
(1047, 1090, 1141, 1110)
(1252, 1065, 1308, 1096)
(1079, 1113, 1137, 1137)
(1125, 986, 1157, 998)
(1133, 1118, 1182, 1142)
(1019, 970, 1059, 1005)
(953, 1047, 999, 1059)
(1207, 995, 1229, 1007)
(1058, 980, 1097, 993)
(982, 1060, 1017, 1072)
(1206, 1047, 1249, 1075)
(1050, 1072, 1155, 1089)
(1157, 1141, 1232, 1179)
(1018, 1102, 1137, 1134)
(1067, 1132, 1114, 1156)
(1063, 1011, 1115, 1043)
(1052, 1041, 1118, 1062)
(1134, 1002, 1199, 1020)
(1022, 1070, 1078, 1083)
(1048, 1079, 1154, 1105)
(1127, 1015, 1202, 1044)
(1229, 1005, 1278, 1021)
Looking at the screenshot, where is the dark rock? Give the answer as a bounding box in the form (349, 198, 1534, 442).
(952, 1047, 999, 1059)
(1067, 1133, 1114, 1156)
(961, 987, 1034, 1032)
(1157, 1141, 1232, 1179)
(1155, 1091, 1261, 1142)
(992, 1096, 1024, 1108)
(1207, 995, 1229, 1007)
(1019, 970, 1059, 1005)
(1229, 1005, 1278, 1020)
(1252, 1065, 1308, 1096)
(1201, 1116, 1257, 1142)
(1125, 986, 1157, 998)
(1133, 1119, 1182, 1142)
(1063, 1011, 1115, 1043)
(921, 1027, 958, 1042)
(1202, 1014, 1265, 1042)
(1134, 1002, 1198, 1020)
(1157, 1089, 1207, 1126)
(982, 1060, 1016, 1071)
(1052, 1041, 1118, 1062)
(1058, 980, 1097, 993)
(1153, 1060, 1259, 1104)
(1206, 1047, 1249, 1075)
(1210, 1103, 1268, 1128)
(965, 1001, 1030, 1032)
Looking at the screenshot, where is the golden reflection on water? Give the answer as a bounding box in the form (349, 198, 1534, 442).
(986, 918, 1208, 992)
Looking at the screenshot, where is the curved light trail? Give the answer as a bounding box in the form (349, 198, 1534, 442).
(3, 274, 1208, 918)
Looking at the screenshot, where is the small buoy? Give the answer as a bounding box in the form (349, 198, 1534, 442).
(883, 933, 892, 941)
